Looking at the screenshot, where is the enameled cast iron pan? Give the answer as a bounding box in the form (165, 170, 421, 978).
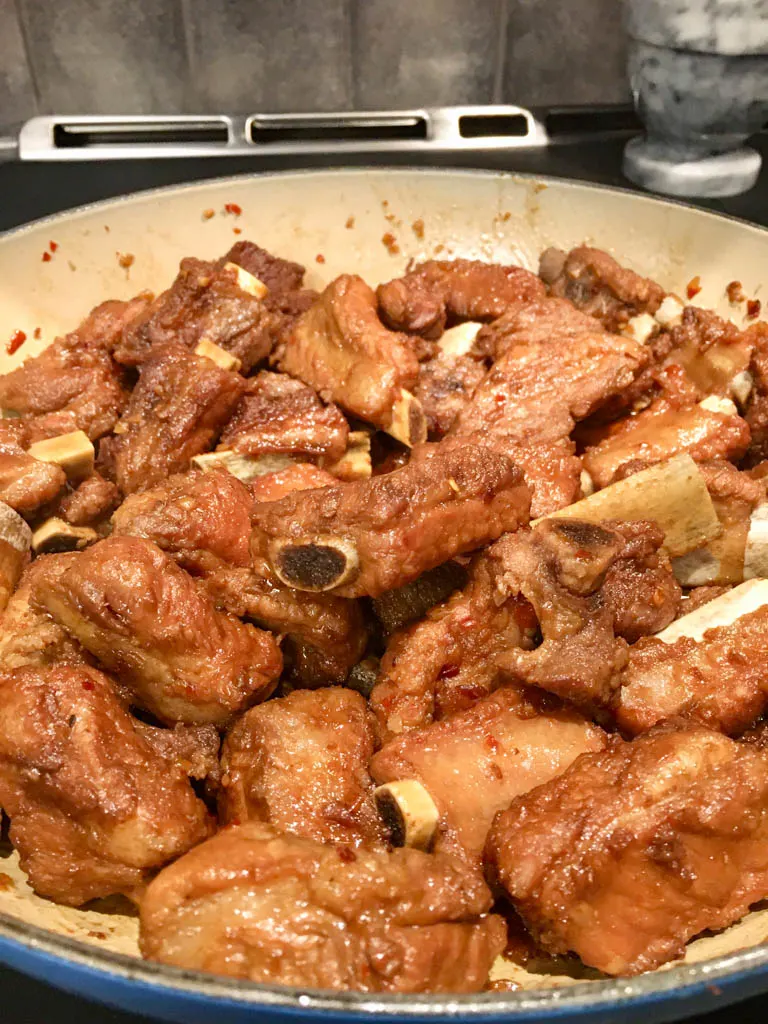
(1, 169, 768, 1024)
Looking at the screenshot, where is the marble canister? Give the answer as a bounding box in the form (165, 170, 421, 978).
(623, 0, 768, 197)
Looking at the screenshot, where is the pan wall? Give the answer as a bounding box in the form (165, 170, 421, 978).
(0, 0, 629, 133)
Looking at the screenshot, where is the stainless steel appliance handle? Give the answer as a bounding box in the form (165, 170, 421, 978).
(16, 107, 550, 161)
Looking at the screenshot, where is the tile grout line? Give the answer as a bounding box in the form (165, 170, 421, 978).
(178, 0, 199, 111)
(492, 0, 509, 104)
(11, 0, 42, 116)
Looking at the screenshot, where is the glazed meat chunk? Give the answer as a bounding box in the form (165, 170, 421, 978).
(225, 239, 318, 342)
(473, 296, 601, 362)
(109, 342, 244, 494)
(371, 686, 605, 866)
(249, 462, 339, 501)
(218, 370, 349, 464)
(414, 350, 487, 439)
(486, 723, 768, 975)
(220, 688, 386, 848)
(112, 469, 366, 686)
(140, 821, 504, 992)
(0, 304, 135, 442)
(136, 722, 221, 784)
(114, 256, 280, 371)
(0, 420, 65, 514)
(32, 536, 282, 726)
(57, 473, 119, 527)
(581, 394, 750, 490)
(278, 275, 423, 441)
(539, 245, 665, 331)
(0, 664, 211, 906)
(377, 259, 545, 339)
(664, 306, 761, 400)
(250, 441, 531, 598)
(616, 587, 768, 736)
(494, 519, 679, 710)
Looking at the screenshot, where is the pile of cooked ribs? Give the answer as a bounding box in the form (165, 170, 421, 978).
(2, 240, 768, 992)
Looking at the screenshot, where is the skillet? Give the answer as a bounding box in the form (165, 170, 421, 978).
(1, 167, 768, 1023)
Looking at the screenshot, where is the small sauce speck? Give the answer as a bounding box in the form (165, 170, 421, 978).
(315, 253, 326, 264)
(49, 240, 58, 253)
(224, 202, 242, 216)
(117, 252, 134, 270)
(686, 276, 702, 299)
(6, 330, 26, 355)
(412, 218, 425, 240)
(337, 845, 357, 863)
(202, 208, 215, 221)
(33, 327, 41, 340)
(345, 216, 355, 229)
(0, 873, 13, 892)
(382, 232, 400, 255)
(42, 251, 52, 262)
(726, 280, 745, 303)
(747, 298, 762, 319)
(232, 226, 242, 235)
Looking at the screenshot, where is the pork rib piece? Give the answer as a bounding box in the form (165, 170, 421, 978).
(371, 686, 605, 867)
(218, 370, 349, 464)
(486, 722, 768, 976)
(112, 469, 366, 686)
(250, 440, 531, 598)
(220, 688, 386, 848)
(539, 245, 665, 331)
(0, 663, 212, 906)
(32, 536, 282, 726)
(57, 472, 120, 527)
(0, 298, 143, 442)
(278, 274, 421, 437)
(0, 420, 66, 515)
(140, 821, 504, 992)
(109, 341, 244, 494)
(377, 259, 545, 340)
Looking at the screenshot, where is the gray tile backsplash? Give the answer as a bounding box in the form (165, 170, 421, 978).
(0, 0, 631, 133)
(0, 0, 37, 130)
(15, 0, 189, 114)
(351, 0, 505, 108)
(185, 0, 353, 112)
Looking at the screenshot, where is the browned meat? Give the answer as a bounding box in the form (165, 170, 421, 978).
(451, 308, 648, 447)
(250, 441, 531, 599)
(114, 257, 280, 371)
(680, 585, 731, 614)
(112, 470, 366, 686)
(486, 722, 768, 975)
(218, 370, 349, 463)
(377, 259, 546, 340)
(225, 240, 306, 295)
(249, 463, 338, 502)
(371, 686, 605, 866)
(140, 821, 504, 991)
(278, 275, 420, 433)
(600, 521, 682, 643)
(220, 688, 386, 848)
(414, 352, 487, 438)
(502, 440, 583, 518)
(582, 395, 750, 489)
(474, 297, 599, 362)
(32, 536, 283, 726)
(494, 519, 679, 711)
(0, 555, 86, 671)
(370, 546, 537, 739)
(666, 306, 759, 398)
(0, 420, 66, 515)
(539, 246, 664, 331)
(57, 473, 120, 526)
(744, 324, 768, 466)
(110, 342, 244, 494)
(135, 722, 221, 783)
(0, 302, 136, 441)
(0, 663, 212, 906)
(616, 601, 768, 736)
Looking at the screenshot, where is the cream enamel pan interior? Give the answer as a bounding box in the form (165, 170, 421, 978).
(2, 168, 768, 1015)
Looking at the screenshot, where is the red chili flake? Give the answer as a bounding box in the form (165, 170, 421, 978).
(232, 227, 242, 235)
(726, 280, 745, 303)
(49, 240, 58, 253)
(337, 845, 357, 863)
(686, 275, 702, 299)
(81, 679, 95, 691)
(117, 252, 134, 270)
(494, 393, 506, 405)
(437, 663, 461, 680)
(747, 298, 762, 319)
(224, 202, 242, 216)
(42, 251, 52, 262)
(315, 253, 326, 264)
(484, 734, 500, 753)
(6, 330, 26, 355)
(33, 327, 41, 340)
(202, 208, 215, 221)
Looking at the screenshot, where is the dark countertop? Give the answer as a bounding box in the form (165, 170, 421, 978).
(1, 133, 767, 1023)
